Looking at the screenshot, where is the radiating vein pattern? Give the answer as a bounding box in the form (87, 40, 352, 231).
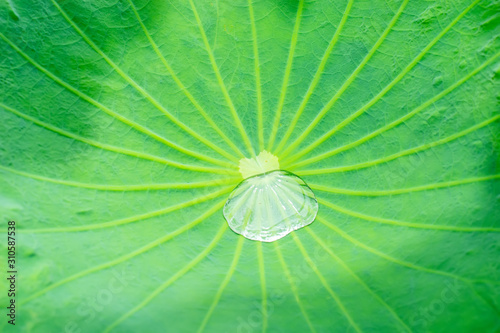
(1, 0, 498, 332)
(125, 0, 245, 159)
(278, 0, 482, 161)
(285, 51, 500, 167)
(49, 0, 240, 164)
(0, 102, 238, 174)
(20, 201, 228, 305)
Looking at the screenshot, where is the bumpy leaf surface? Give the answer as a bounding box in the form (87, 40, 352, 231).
(0, 0, 499, 332)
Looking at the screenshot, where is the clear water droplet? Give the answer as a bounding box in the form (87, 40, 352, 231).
(223, 170, 318, 242)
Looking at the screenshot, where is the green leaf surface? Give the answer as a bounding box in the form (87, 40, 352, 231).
(1, 0, 499, 332)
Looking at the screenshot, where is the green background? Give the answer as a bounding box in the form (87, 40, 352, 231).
(0, 0, 499, 332)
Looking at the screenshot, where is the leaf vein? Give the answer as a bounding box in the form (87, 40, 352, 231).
(20, 187, 232, 233)
(306, 228, 412, 333)
(188, 0, 255, 156)
(273, 242, 316, 333)
(281, 0, 479, 160)
(0, 102, 236, 175)
(318, 215, 500, 285)
(20, 201, 227, 306)
(267, 0, 305, 151)
(197, 237, 245, 333)
(309, 174, 500, 196)
(318, 197, 500, 232)
(50, 0, 239, 163)
(104, 222, 229, 333)
(273, 0, 356, 154)
(296, 115, 499, 175)
(292, 232, 362, 333)
(286, 51, 500, 167)
(0, 32, 233, 169)
(125, 0, 244, 159)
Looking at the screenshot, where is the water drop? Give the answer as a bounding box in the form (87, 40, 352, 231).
(224, 151, 318, 242)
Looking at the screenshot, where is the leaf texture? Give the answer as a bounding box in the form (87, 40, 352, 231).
(0, 0, 499, 332)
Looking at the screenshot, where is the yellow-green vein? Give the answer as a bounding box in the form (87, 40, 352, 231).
(273, 0, 356, 154)
(267, 0, 305, 151)
(125, 0, 244, 159)
(103, 223, 228, 333)
(317, 215, 500, 285)
(188, 0, 255, 156)
(256, 241, 268, 333)
(197, 236, 245, 333)
(248, 0, 265, 151)
(20, 201, 227, 306)
(50, 0, 239, 163)
(273, 242, 316, 333)
(309, 174, 500, 197)
(318, 197, 500, 232)
(21, 187, 232, 233)
(306, 228, 412, 333)
(0, 33, 233, 170)
(212, 0, 220, 50)
(286, 50, 500, 166)
(297, 115, 499, 175)
(291, 232, 362, 332)
(0, 102, 237, 175)
(280, 0, 479, 159)
(0, 164, 240, 191)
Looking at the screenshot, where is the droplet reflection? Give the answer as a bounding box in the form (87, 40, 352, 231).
(223, 170, 318, 242)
